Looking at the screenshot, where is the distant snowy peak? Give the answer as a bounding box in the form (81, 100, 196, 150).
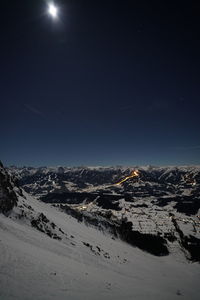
(8, 165, 200, 176)
(8, 165, 200, 196)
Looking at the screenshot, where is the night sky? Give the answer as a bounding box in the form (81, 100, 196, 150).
(1, 0, 200, 166)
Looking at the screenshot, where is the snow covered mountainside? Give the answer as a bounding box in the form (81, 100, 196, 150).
(1, 163, 200, 299)
(9, 165, 200, 261)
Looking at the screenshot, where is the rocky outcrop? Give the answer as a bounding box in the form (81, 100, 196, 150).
(172, 216, 200, 262)
(0, 162, 69, 242)
(31, 213, 62, 240)
(0, 161, 18, 214)
(58, 204, 169, 257)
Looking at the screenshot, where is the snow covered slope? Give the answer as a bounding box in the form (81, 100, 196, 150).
(8, 165, 200, 261)
(1, 163, 200, 299)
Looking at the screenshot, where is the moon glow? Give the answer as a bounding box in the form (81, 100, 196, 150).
(48, 3, 58, 19)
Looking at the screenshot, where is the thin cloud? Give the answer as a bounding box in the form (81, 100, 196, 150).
(24, 104, 44, 117)
(119, 104, 134, 111)
(148, 100, 170, 112)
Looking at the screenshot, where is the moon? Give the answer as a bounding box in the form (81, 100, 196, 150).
(48, 3, 58, 19)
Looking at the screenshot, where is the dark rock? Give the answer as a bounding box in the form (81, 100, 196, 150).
(0, 163, 18, 214)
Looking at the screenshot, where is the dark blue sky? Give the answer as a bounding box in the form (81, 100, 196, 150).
(1, 0, 200, 166)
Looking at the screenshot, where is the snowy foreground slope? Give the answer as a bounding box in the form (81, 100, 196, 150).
(1, 164, 200, 299)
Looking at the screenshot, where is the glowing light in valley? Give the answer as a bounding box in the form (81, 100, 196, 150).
(48, 3, 58, 19)
(184, 173, 196, 186)
(115, 170, 139, 185)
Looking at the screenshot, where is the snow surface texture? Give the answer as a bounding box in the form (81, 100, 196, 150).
(0, 164, 200, 299)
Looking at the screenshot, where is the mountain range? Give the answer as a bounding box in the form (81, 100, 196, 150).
(0, 162, 200, 299)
